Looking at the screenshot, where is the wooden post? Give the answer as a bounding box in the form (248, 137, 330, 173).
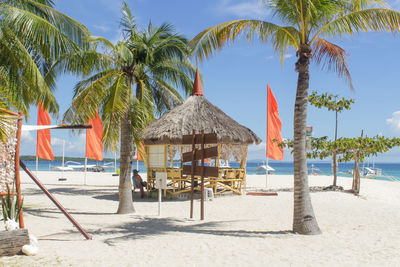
(20, 161, 92, 240)
(200, 130, 205, 220)
(241, 146, 248, 194)
(190, 130, 195, 219)
(15, 113, 24, 228)
(170, 145, 174, 168)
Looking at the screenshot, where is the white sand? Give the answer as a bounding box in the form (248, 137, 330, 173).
(1, 171, 400, 266)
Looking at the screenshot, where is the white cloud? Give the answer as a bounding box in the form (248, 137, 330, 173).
(248, 142, 266, 152)
(386, 111, 400, 133)
(93, 24, 111, 32)
(217, 0, 269, 18)
(51, 137, 63, 146)
(283, 54, 293, 59)
(21, 131, 34, 143)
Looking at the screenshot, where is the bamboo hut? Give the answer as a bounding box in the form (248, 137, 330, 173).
(141, 70, 261, 196)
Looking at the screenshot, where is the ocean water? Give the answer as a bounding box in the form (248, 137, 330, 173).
(21, 160, 400, 182)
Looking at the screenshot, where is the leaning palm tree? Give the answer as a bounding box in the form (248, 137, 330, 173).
(190, 0, 400, 234)
(59, 3, 195, 213)
(0, 0, 89, 115)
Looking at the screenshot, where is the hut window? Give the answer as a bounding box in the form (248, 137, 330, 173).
(148, 145, 165, 168)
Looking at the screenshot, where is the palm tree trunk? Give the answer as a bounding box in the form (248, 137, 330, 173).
(116, 107, 135, 214)
(292, 45, 321, 235)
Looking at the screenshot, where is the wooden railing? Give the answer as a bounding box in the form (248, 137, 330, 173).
(146, 167, 246, 196)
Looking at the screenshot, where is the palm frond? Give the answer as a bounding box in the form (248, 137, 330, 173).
(313, 8, 400, 41)
(102, 73, 131, 150)
(1, 3, 88, 60)
(190, 19, 299, 62)
(0, 25, 58, 114)
(312, 38, 353, 89)
(63, 70, 120, 124)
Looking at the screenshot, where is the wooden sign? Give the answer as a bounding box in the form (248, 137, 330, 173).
(182, 133, 217, 145)
(182, 130, 219, 221)
(182, 146, 218, 162)
(182, 165, 219, 177)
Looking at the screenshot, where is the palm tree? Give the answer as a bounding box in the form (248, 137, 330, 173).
(190, 0, 400, 234)
(59, 3, 195, 213)
(0, 0, 90, 115)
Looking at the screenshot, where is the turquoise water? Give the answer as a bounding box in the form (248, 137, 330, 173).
(21, 160, 400, 181)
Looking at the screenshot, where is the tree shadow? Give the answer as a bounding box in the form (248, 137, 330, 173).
(24, 207, 116, 217)
(91, 217, 293, 245)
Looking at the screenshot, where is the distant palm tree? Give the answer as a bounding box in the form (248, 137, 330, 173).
(59, 3, 195, 213)
(190, 0, 400, 234)
(0, 0, 89, 114)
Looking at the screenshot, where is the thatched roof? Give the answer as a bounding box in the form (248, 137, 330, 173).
(142, 95, 261, 145)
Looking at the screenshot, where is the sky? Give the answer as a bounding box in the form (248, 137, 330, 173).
(19, 0, 400, 163)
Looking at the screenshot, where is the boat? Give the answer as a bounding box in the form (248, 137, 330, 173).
(256, 163, 275, 174)
(309, 164, 323, 176)
(362, 167, 382, 177)
(52, 166, 74, 171)
(52, 161, 101, 172)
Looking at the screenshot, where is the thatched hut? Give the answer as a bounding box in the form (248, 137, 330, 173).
(141, 70, 261, 196)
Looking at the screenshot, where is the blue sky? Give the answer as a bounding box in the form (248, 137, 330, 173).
(20, 0, 400, 162)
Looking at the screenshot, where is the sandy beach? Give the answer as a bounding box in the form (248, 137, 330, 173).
(1, 171, 400, 266)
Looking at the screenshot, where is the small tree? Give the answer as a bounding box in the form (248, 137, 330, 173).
(285, 135, 400, 194)
(308, 91, 354, 186)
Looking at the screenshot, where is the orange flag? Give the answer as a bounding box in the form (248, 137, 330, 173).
(267, 85, 283, 160)
(137, 142, 144, 161)
(86, 112, 103, 161)
(36, 102, 54, 160)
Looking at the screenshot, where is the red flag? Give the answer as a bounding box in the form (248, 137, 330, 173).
(36, 102, 54, 160)
(86, 112, 103, 161)
(267, 85, 283, 160)
(137, 142, 144, 161)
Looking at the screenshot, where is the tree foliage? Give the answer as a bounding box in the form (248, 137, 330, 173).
(0, 0, 90, 115)
(308, 91, 354, 113)
(283, 135, 400, 193)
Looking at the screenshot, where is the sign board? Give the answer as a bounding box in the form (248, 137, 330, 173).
(182, 133, 217, 145)
(155, 172, 167, 189)
(182, 146, 218, 162)
(182, 165, 219, 177)
(306, 126, 313, 137)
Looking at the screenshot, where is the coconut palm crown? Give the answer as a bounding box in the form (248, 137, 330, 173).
(0, 0, 90, 115)
(190, 0, 400, 234)
(58, 2, 196, 213)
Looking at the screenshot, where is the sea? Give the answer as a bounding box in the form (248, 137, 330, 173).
(21, 160, 400, 182)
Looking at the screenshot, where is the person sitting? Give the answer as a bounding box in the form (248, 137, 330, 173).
(132, 169, 147, 198)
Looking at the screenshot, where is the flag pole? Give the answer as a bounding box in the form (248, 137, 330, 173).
(84, 157, 87, 185)
(36, 156, 38, 177)
(266, 87, 268, 188)
(62, 140, 65, 180)
(114, 153, 117, 173)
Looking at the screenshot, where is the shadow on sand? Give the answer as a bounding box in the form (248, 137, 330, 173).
(89, 217, 293, 245)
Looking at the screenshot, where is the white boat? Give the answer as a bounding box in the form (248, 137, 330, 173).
(309, 164, 323, 175)
(256, 164, 275, 174)
(362, 167, 382, 178)
(53, 161, 99, 172)
(52, 166, 74, 171)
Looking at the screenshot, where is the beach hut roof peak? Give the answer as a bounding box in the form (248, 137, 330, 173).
(192, 68, 203, 96)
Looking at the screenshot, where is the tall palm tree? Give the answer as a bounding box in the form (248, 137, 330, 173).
(190, 0, 400, 234)
(0, 0, 90, 115)
(59, 3, 195, 214)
